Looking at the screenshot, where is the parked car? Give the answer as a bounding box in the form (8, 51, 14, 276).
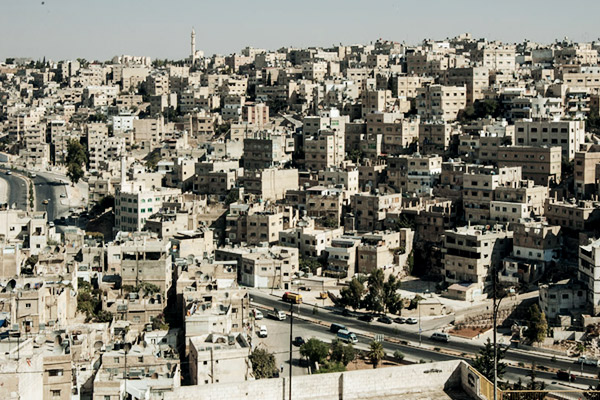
(42, 199, 49, 205)
(299, 286, 311, 291)
(556, 370, 576, 381)
(358, 314, 374, 323)
(394, 317, 406, 324)
(293, 336, 306, 347)
(377, 315, 393, 324)
(60, 193, 67, 198)
(5, 171, 11, 175)
(258, 325, 268, 338)
(406, 317, 418, 324)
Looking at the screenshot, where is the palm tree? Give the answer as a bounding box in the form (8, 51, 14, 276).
(368, 341, 385, 369)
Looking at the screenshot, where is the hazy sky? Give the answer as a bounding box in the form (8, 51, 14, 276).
(1, 0, 599, 61)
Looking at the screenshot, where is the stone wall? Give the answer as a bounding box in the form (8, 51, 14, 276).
(165, 360, 468, 400)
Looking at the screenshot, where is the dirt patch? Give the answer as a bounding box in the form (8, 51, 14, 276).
(345, 357, 406, 371)
(449, 326, 489, 339)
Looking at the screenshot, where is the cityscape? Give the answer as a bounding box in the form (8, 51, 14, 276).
(3, 5, 600, 399)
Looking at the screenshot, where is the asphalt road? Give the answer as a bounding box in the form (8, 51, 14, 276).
(33, 172, 69, 222)
(254, 304, 598, 397)
(250, 291, 600, 377)
(0, 170, 29, 210)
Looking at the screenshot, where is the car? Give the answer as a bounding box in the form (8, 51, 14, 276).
(5, 171, 11, 175)
(377, 315, 393, 324)
(394, 317, 406, 324)
(358, 314, 374, 323)
(341, 309, 355, 317)
(406, 317, 418, 324)
(556, 370, 576, 381)
(293, 336, 306, 347)
(29, 173, 36, 178)
(60, 193, 67, 198)
(42, 199, 49, 205)
(258, 325, 268, 338)
(252, 309, 263, 320)
(299, 286, 311, 291)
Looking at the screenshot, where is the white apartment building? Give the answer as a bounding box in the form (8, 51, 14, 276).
(579, 238, 600, 315)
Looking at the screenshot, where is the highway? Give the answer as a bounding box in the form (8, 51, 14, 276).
(250, 290, 600, 379)
(254, 303, 597, 398)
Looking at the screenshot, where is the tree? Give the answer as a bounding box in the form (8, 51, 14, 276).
(363, 269, 385, 314)
(66, 139, 87, 185)
(330, 339, 356, 366)
(96, 310, 113, 323)
(339, 278, 364, 310)
(383, 274, 402, 314)
(151, 313, 169, 330)
(299, 258, 321, 275)
(524, 304, 548, 344)
(67, 162, 85, 185)
(393, 350, 405, 363)
(472, 338, 507, 382)
(300, 338, 330, 368)
(249, 348, 277, 379)
(368, 340, 385, 369)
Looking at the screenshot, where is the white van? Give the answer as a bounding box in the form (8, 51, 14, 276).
(258, 325, 268, 338)
(431, 332, 450, 343)
(253, 309, 264, 320)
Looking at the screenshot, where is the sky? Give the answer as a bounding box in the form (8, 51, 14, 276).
(0, 0, 599, 62)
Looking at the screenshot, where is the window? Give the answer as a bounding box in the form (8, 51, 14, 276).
(49, 369, 63, 377)
(51, 390, 61, 397)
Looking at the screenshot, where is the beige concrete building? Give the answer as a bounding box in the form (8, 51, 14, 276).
(462, 166, 522, 224)
(545, 198, 600, 231)
(304, 129, 345, 171)
(215, 245, 299, 289)
(443, 224, 513, 290)
(279, 218, 343, 259)
(189, 333, 252, 385)
(497, 146, 562, 186)
(419, 122, 454, 153)
(574, 145, 600, 199)
(350, 192, 403, 232)
(387, 154, 442, 195)
(514, 119, 585, 160)
(416, 84, 467, 121)
(490, 181, 549, 223)
(243, 133, 293, 170)
(443, 66, 489, 104)
(243, 168, 299, 201)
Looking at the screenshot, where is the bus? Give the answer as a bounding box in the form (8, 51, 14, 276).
(337, 329, 358, 344)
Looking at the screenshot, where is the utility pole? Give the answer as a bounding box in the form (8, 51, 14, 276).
(288, 302, 293, 400)
(418, 300, 422, 346)
(492, 268, 498, 400)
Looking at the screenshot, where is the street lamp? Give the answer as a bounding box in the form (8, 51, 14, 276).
(123, 342, 132, 400)
(491, 268, 511, 400)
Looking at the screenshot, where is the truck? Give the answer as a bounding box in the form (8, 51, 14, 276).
(282, 292, 303, 304)
(578, 356, 599, 366)
(268, 309, 286, 321)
